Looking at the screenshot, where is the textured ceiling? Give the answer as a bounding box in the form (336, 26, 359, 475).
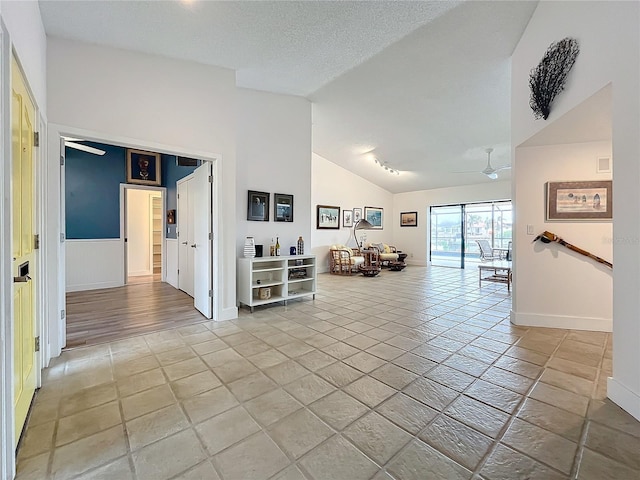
(39, 0, 539, 193)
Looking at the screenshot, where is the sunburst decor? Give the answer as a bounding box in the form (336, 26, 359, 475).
(529, 37, 580, 120)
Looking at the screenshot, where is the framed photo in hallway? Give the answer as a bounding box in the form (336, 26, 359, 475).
(248, 190, 270, 221)
(546, 180, 612, 221)
(274, 193, 294, 222)
(126, 149, 161, 186)
(401, 211, 418, 227)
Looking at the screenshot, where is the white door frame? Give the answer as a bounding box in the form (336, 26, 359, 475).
(177, 173, 195, 296)
(48, 123, 222, 362)
(120, 184, 166, 283)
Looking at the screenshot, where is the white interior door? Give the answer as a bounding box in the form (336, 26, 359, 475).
(192, 163, 213, 318)
(177, 176, 194, 297)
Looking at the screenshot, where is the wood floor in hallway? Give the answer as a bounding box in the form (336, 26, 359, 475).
(65, 281, 206, 349)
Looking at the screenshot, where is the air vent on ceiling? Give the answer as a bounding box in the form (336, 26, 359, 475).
(177, 156, 200, 167)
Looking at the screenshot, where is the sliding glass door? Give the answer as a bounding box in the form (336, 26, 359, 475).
(430, 200, 512, 268)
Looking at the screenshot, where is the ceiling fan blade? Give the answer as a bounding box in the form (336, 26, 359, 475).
(494, 165, 511, 172)
(485, 172, 499, 180)
(65, 141, 106, 156)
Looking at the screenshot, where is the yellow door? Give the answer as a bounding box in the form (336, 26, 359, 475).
(11, 55, 37, 444)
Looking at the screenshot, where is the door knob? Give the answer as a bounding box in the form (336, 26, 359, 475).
(14, 275, 31, 283)
(191, 244, 196, 248)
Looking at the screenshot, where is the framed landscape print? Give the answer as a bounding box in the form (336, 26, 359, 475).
(401, 211, 418, 227)
(364, 206, 383, 229)
(274, 193, 293, 222)
(248, 190, 270, 221)
(546, 181, 612, 221)
(317, 205, 340, 229)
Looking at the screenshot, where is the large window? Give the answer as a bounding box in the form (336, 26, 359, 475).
(430, 200, 512, 268)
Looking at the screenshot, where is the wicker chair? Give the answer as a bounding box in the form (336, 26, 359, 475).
(329, 246, 365, 275)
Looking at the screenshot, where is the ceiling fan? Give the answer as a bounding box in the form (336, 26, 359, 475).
(63, 136, 106, 156)
(479, 147, 510, 179)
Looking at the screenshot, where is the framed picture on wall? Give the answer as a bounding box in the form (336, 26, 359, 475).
(546, 181, 612, 220)
(353, 208, 362, 224)
(364, 206, 383, 229)
(247, 190, 270, 221)
(167, 209, 176, 224)
(274, 193, 294, 222)
(126, 149, 161, 186)
(343, 209, 353, 227)
(317, 205, 340, 229)
(400, 211, 418, 227)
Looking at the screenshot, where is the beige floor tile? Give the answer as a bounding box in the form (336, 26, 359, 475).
(481, 366, 535, 395)
(465, 379, 523, 414)
(15, 452, 49, 480)
(191, 338, 228, 356)
(370, 363, 418, 390)
(214, 431, 289, 480)
(584, 421, 640, 470)
(504, 345, 549, 366)
(73, 456, 134, 480)
(272, 465, 307, 480)
(162, 357, 208, 381)
(517, 397, 585, 442)
(387, 439, 472, 480)
(228, 371, 278, 402)
(320, 342, 360, 359)
(132, 429, 206, 480)
(58, 382, 118, 417)
(547, 357, 598, 381)
(171, 370, 221, 399)
(587, 399, 640, 438)
(201, 347, 243, 368)
(502, 418, 577, 474)
(344, 375, 397, 408)
(263, 359, 310, 385)
(443, 353, 491, 377)
(480, 444, 568, 480)
(268, 409, 334, 459)
(113, 355, 160, 379)
(121, 384, 175, 421)
(529, 382, 589, 417)
(344, 411, 412, 464)
(50, 425, 127, 480)
(173, 460, 221, 480)
(17, 420, 55, 459)
(344, 334, 380, 350)
(539, 369, 594, 397)
(445, 396, 510, 439)
(296, 350, 337, 371)
(419, 414, 493, 471)
(577, 447, 640, 480)
(284, 374, 336, 405)
(56, 401, 122, 446)
(247, 348, 289, 369)
(211, 358, 259, 383)
(195, 405, 261, 455)
(402, 377, 458, 411)
(309, 390, 369, 430)
(155, 346, 197, 366)
(493, 356, 542, 379)
(182, 385, 239, 424)
(554, 339, 604, 368)
(126, 404, 189, 450)
(426, 365, 476, 392)
(377, 392, 438, 434)
(244, 388, 303, 426)
(299, 434, 379, 480)
(392, 352, 437, 375)
(343, 351, 387, 373)
(316, 361, 364, 387)
(117, 368, 166, 398)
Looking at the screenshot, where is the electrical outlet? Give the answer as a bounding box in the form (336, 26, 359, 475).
(527, 224, 534, 235)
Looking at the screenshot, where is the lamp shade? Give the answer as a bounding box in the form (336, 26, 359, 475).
(354, 219, 373, 230)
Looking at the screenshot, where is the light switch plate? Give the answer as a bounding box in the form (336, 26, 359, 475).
(527, 224, 534, 235)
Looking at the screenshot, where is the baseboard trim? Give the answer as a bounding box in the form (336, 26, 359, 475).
(66, 281, 123, 292)
(607, 377, 640, 421)
(510, 310, 612, 332)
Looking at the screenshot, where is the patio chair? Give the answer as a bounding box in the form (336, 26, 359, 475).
(476, 239, 498, 261)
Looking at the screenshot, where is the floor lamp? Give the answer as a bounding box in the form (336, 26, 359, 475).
(353, 219, 373, 249)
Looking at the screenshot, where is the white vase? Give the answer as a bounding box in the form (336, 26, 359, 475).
(244, 237, 256, 258)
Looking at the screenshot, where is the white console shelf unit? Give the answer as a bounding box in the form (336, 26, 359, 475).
(237, 255, 316, 312)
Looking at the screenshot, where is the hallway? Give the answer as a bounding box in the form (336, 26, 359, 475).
(17, 267, 639, 479)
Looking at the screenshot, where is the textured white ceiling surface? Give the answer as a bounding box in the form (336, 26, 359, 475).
(39, 0, 540, 193)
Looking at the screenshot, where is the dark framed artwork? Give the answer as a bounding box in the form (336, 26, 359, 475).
(317, 205, 340, 229)
(167, 209, 176, 224)
(364, 206, 383, 229)
(274, 193, 294, 222)
(247, 190, 270, 221)
(401, 211, 418, 227)
(343, 209, 353, 228)
(353, 208, 362, 224)
(126, 149, 161, 186)
(546, 181, 612, 221)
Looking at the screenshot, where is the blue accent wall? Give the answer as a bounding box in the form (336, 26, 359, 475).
(65, 142, 198, 240)
(65, 143, 125, 239)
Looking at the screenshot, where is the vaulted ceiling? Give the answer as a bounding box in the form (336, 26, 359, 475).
(39, 0, 539, 193)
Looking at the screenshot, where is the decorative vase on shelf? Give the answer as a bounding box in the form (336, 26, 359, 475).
(244, 237, 256, 258)
(297, 236, 304, 255)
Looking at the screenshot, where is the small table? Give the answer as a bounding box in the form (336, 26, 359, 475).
(360, 249, 381, 276)
(492, 248, 509, 260)
(478, 261, 512, 292)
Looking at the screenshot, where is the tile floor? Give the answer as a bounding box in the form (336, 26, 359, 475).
(15, 267, 640, 480)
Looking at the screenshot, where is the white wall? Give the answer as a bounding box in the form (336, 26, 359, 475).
(512, 141, 612, 331)
(127, 189, 154, 276)
(236, 88, 312, 259)
(0, 5, 47, 478)
(393, 181, 511, 265)
(311, 154, 394, 272)
(165, 239, 178, 288)
(512, 1, 640, 420)
(66, 240, 124, 292)
(46, 38, 238, 335)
